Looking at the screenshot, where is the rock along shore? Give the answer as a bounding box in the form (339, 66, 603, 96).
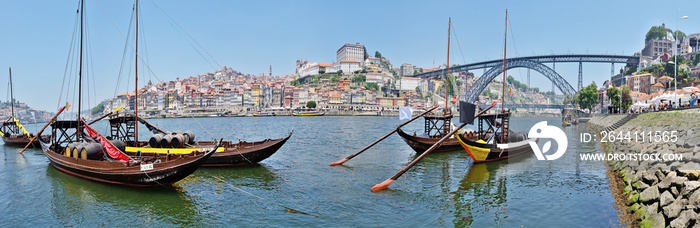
(589, 111, 700, 227)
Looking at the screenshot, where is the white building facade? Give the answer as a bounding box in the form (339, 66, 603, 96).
(337, 42, 365, 63)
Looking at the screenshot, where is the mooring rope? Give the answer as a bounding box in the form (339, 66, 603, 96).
(210, 175, 319, 217)
(188, 116, 217, 141)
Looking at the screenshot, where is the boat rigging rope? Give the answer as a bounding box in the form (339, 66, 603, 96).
(165, 20, 218, 71)
(450, 22, 467, 65)
(57, 7, 80, 113)
(270, 114, 293, 134)
(147, 0, 222, 70)
(94, 0, 163, 84)
(187, 115, 217, 141)
(56, 7, 80, 116)
(112, 6, 135, 111)
(210, 175, 319, 217)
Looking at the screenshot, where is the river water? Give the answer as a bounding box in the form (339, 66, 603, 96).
(0, 116, 620, 227)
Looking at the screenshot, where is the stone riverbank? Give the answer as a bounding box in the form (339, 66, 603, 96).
(589, 111, 700, 227)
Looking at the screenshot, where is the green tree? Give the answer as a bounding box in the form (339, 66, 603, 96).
(337, 69, 343, 75)
(575, 82, 599, 111)
(318, 69, 326, 74)
(365, 82, 379, 90)
(646, 25, 668, 41)
(91, 103, 105, 115)
(607, 87, 620, 111)
(306, 100, 316, 108)
(563, 94, 572, 105)
(623, 64, 637, 76)
(621, 85, 632, 111)
(374, 51, 382, 59)
(674, 30, 686, 39)
(352, 74, 366, 83)
(415, 86, 421, 92)
(331, 74, 340, 82)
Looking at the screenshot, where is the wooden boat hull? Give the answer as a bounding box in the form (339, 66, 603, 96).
(40, 139, 214, 187)
(2, 135, 49, 147)
(125, 131, 292, 167)
(455, 132, 536, 163)
(292, 112, 325, 116)
(198, 131, 292, 166)
(397, 128, 464, 154)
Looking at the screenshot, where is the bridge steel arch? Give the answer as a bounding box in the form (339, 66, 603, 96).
(414, 54, 639, 79)
(464, 59, 576, 102)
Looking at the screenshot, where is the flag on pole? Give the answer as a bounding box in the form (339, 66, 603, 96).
(65, 102, 71, 111)
(399, 106, 413, 120)
(508, 85, 512, 94)
(30, 111, 37, 132)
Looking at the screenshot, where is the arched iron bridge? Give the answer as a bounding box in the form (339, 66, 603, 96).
(413, 54, 639, 103)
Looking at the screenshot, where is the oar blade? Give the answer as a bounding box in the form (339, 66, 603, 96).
(371, 179, 395, 192)
(329, 158, 349, 166)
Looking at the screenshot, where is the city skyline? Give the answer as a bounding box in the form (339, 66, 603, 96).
(2, 0, 700, 111)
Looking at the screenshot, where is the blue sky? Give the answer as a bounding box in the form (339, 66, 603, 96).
(2, 0, 700, 111)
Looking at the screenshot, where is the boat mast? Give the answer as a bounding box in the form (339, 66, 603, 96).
(444, 18, 451, 136)
(135, 0, 139, 143)
(77, 0, 84, 140)
(9, 67, 14, 121)
(501, 9, 508, 143)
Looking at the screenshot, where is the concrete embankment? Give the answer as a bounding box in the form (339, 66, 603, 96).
(589, 111, 700, 227)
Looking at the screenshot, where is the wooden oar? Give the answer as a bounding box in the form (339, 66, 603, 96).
(371, 105, 494, 192)
(88, 106, 123, 125)
(330, 104, 440, 166)
(19, 106, 66, 154)
(132, 113, 167, 134)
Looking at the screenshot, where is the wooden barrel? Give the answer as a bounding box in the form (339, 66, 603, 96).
(172, 130, 182, 135)
(170, 134, 185, 148)
(160, 134, 173, 148)
(110, 140, 126, 152)
(65, 143, 78, 157)
(80, 143, 104, 160)
(72, 144, 83, 159)
(182, 134, 190, 145)
(149, 134, 163, 148)
(184, 130, 195, 144)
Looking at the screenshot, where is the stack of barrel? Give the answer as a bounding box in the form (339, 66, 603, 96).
(64, 140, 127, 160)
(148, 130, 195, 149)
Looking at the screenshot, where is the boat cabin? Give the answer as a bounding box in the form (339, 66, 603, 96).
(423, 109, 452, 138)
(475, 110, 511, 144)
(0, 118, 28, 137)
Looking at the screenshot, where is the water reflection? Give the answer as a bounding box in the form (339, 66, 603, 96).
(1, 117, 620, 226)
(46, 166, 201, 227)
(183, 164, 281, 190)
